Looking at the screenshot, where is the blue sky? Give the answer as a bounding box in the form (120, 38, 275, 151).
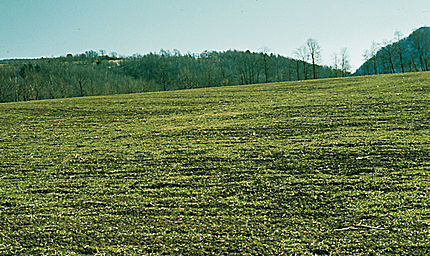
(1, 0, 429, 71)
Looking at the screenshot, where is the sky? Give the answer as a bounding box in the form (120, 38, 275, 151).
(0, 0, 429, 71)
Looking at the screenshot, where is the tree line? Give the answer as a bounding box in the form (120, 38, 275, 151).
(0, 47, 346, 103)
(356, 27, 430, 75)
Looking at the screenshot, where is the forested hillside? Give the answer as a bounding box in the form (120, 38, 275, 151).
(356, 27, 430, 75)
(0, 50, 343, 103)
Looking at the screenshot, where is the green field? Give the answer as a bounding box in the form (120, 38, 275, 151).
(0, 72, 429, 255)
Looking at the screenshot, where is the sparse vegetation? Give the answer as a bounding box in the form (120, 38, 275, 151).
(0, 72, 429, 255)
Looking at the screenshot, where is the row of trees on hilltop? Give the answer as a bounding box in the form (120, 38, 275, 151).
(356, 27, 430, 75)
(295, 39, 352, 79)
(0, 49, 345, 103)
(117, 49, 344, 88)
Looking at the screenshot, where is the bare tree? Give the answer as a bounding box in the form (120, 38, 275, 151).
(306, 38, 321, 79)
(260, 47, 271, 83)
(363, 41, 380, 74)
(394, 31, 405, 73)
(380, 40, 396, 73)
(332, 53, 339, 77)
(295, 45, 309, 80)
(340, 48, 351, 76)
(410, 29, 429, 71)
(361, 50, 371, 75)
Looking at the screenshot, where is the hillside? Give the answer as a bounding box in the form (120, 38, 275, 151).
(0, 50, 343, 103)
(356, 27, 430, 75)
(0, 73, 429, 254)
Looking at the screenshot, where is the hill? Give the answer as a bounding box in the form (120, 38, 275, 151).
(0, 72, 429, 254)
(0, 50, 343, 103)
(355, 27, 430, 75)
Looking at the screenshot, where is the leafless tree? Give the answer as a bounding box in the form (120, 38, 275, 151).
(363, 41, 380, 74)
(380, 40, 396, 73)
(340, 48, 351, 76)
(295, 45, 309, 80)
(306, 38, 321, 79)
(260, 47, 271, 83)
(410, 29, 429, 71)
(332, 53, 340, 77)
(394, 31, 405, 73)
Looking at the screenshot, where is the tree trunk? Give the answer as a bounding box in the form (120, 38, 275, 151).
(303, 61, 307, 80)
(78, 80, 84, 97)
(263, 54, 269, 83)
(389, 56, 395, 73)
(312, 59, 316, 79)
(399, 51, 405, 73)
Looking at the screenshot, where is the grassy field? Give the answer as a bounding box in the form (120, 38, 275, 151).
(0, 72, 429, 255)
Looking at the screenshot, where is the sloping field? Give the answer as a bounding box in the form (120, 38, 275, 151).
(0, 72, 429, 255)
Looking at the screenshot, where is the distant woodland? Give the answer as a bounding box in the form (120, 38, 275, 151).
(0, 49, 342, 103)
(0, 27, 429, 103)
(356, 27, 430, 75)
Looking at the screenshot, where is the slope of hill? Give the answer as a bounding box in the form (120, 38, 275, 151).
(0, 73, 429, 254)
(355, 27, 430, 75)
(0, 50, 343, 103)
